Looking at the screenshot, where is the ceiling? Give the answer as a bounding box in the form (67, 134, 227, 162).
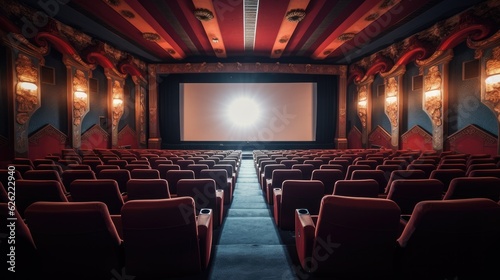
(18, 0, 487, 64)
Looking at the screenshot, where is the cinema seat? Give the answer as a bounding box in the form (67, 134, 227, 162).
(443, 177, 500, 201)
(121, 197, 212, 277)
(273, 179, 324, 230)
(396, 198, 500, 279)
(200, 169, 232, 204)
(265, 169, 302, 205)
(177, 178, 224, 227)
(311, 169, 344, 195)
(15, 179, 69, 217)
(126, 179, 171, 200)
(70, 179, 125, 215)
(429, 169, 466, 193)
(295, 195, 401, 278)
(130, 169, 161, 179)
(166, 170, 195, 195)
(386, 179, 444, 215)
(24, 201, 123, 279)
(61, 169, 96, 193)
(97, 169, 131, 194)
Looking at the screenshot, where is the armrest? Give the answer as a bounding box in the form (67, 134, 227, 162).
(215, 189, 224, 227)
(295, 208, 316, 272)
(110, 214, 123, 240)
(273, 188, 282, 226)
(197, 208, 213, 269)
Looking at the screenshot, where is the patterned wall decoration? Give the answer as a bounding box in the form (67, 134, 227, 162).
(445, 124, 498, 155)
(401, 125, 433, 151)
(28, 124, 67, 160)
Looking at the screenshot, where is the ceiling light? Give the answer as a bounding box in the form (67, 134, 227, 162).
(194, 8, 214, 21)
(338, 33, 356, 41)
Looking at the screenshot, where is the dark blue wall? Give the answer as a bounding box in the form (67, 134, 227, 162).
(448, 42, 497, 136)
(403, 62, 432, 134)
(372, 75, 391, 132)
(29, 49, 68, 135)
(0, 46, 7, 138)
(82, 67, 108, 133)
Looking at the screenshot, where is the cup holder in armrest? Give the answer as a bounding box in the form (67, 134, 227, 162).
(297, 208, 309, 215)
(200, 208, 212, 215)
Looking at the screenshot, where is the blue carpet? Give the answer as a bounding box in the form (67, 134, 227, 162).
(208, 159, 294, 279)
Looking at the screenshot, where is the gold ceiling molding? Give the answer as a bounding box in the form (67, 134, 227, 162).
(155, 62, 346, 76)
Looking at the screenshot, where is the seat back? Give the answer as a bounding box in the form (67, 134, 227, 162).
(312, 195, 401, 277)
(429, 169, 466, 193)
(386, 179, 444, 215)
(166, 170, 195, 195)
(467, 168, 500, 178)
(396, 198, 500, 279)
(333, 179, 379, 198)
(384, 170, 427, 193)
(278, 180, 324, 230)
(177, 178, 222, 227)
(23, 169, 63, 186)
(157, 164, 181, 179)
(443, 177, 500, 201)
(70, 179, 124, 215)
(97, 169, 131, 193)
(15, 179, 69, 217)
(311, 169, 344, 195)
(24, 201, 123, 277)
(200, 169, 231, 204)
(186, 164, 210, 179)
(268, 169, 302, 203)
(130, 169, 161, 179)
(61, 169, 96, 193)
(350, 169, 388, 194)
(121, 197, 203, 276)
(126, 179, 171, 200)
(406, 163, 435, 178)
(344, 164, 371, 180)
(292, 164, 316, 180)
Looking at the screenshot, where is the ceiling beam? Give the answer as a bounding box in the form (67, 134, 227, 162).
(192, 0, 227, 58)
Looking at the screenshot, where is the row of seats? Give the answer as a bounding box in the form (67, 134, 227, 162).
(0, 198, 213, 279)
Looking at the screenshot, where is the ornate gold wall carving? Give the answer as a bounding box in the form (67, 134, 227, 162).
(15, 54, 39, 125)
(484, 46, 500, 120)
(357, 85, 368, 128)
(73, 69, 89, 126)
(423, 65, 443, 127)
(385, 77, 399, 128)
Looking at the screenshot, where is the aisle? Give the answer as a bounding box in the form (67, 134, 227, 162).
(208, 159, 294, 279)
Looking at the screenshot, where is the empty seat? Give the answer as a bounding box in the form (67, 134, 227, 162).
(166, 170, 195, 195)
(130, 169, 160, 179)
(429, 169, 466, 193)
(395, 198, 500, 279)
(176, 159, 195, 170)
(465, 163, 498, 176)
(97, 169, 131, 194)
(443, 177, 500, 201)
(107, 159, 128, 169)
(295, 195, 401, 278)
(22, 169, 64, 187)
(280, 159, 299, 169)
(386, 179, 444, 215)
(344, 164, 371, 180)
(384, 170, 427, 194)
(354, 159, 378, 169)
(124, 164, 151, 172)
(70, 179, 125, 215)
(95, 164, 120, 174)
(437, 163, 467, 171)
(311, 169, 344, 195)
(121, 197, 212, 277)
(15, 179, 69, 217)
(261, 164, 286, 191)
(35, 163, 63, 175)
(333, 179, 379, 198)
(177, 178, 224, 227)
(186, 164, 210, 179)
(406, 163, 435, 178)
(350, 169, 388, 194)
(467, 168, 500, 178)
(200, 169, 232, 204)
(61, 169, 96, 193)
(292, 164, 316, 180)
(24, 201, 123, 279)
(303, 159, 324, 169)
(265, 169, 302, 205)
(126, 179, 171, 200)
(273, 179, 324, 230)
(157, 164, 181, 179)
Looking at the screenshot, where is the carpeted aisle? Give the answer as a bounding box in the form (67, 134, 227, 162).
(208, 158, 294, 279)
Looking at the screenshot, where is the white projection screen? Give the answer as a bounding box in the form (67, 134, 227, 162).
(180, 83, 317, 141)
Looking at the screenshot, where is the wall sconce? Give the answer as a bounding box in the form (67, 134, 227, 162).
(357, 87, 368, 128)
(485, 73, 500, 85)
(113, 98, 123, 106)
(19, 81, 38, 91)
(385, 96, 397, 104)
(74, 90, 87, 99)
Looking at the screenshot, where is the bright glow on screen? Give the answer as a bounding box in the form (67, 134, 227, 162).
(180, 83, 316, 141)
(227, 97, 260, 126)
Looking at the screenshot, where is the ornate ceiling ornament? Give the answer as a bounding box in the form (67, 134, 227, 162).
(338, 33, 356, 41)
(104, 0, 121, 7)
(194, 8, 214, 21)
(142, 32, 160, 42)
(120, 10, 135, 19)
(286, 9, 306, 22)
